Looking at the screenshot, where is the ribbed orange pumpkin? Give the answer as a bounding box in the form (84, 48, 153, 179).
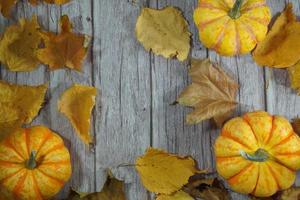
(214, 111, 300, 197)
(194, 0, 271, 56)
(0, 126, 72, 200)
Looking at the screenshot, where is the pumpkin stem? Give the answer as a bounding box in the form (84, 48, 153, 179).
(26, 151, 37, 170)
(240, 148, 269, 162)
(228, 0, 244, 19)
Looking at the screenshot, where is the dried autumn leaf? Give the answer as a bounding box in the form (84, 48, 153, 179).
(0, 16, 41, 71)
(292, 118, 300, 136)
(0, 80, 47, 139)
(156, 190, 194, 200)
(136, 6, 191, 61)
(253, 4, 300, 68)
(28, 0, 71, 6)
(58, 84, 97, 144)
(288, 61, 300, 94)
(135, 147, 198, 195)
(281, 187, 300, 200)
(177, 59, 238, 126)
(37, 15, 89, 71)
(66, 173, 126, 200)
(0, 0, 16, 17)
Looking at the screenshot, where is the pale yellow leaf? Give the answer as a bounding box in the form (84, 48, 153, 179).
(58, 84, 97, 144)
(177, 59, 238, 125)
(136, 6, 191, 61)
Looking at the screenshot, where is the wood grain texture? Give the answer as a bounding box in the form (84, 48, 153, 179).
(0, 0, 299, 199)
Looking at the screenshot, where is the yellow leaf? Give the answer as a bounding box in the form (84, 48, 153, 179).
(135, 147, 198, 194)
(58, 84, 97, 144)
(37, 15, 90, 71)
(67, 174, 126, 200)
(0, 16, 41, 71)
(253, 3, 300, 68)
(0, 0, 16, 18)
(28, 0, 71, 6)
(0, 80, 47, 139)
(156, 191, 194, 200)
(288, 61, 300, 94)
(281, 187, 300, 200)
(177, 59, 238, 126)
(136, 6, 191, 61)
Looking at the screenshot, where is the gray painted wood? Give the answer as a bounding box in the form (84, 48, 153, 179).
(0, 0, 299, 199)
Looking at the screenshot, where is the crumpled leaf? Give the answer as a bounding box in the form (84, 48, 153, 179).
(156, 191, 194, 200)
(37, 15, 90, 71)
(253, 3, 300, 68)
(0, 0, 16, 18)
(66, 173, 126, 200)
(58, 84, 97, 144)
(184, 176, 230, 200)
(280, 187, 300, 200)
(177, 59, 238, 126)
(0, 16, 41, 71)
(0, 80, 47, 139)
(288, 61, 300, 94)
(136, 6, 191, 61)
(135, 147, 199, 195)
(28, 0, 71, 6)
(291, 118, 300, 136)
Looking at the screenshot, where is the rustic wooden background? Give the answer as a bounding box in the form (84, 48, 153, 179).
(1, 0, 300, 199)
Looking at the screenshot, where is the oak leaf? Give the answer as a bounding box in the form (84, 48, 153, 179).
(288, 61, 300, 94)
(135, 147, 198, 195)
(177, 59, 238, 126)
(28, 0, 71, 6)
(253, 4, 300, 68)
(0, 16, 41, 71)
(136, 6, 191, 61)
(0, 80, 47, 140)
(0, 0, 16, 17)
(66, 173, 126, 200)
(156, 191, 194, 200)
(58, 84, 97, 144)
(37, 15, 90, 71)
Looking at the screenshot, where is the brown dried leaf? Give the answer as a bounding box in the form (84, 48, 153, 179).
(156, 190, 194, 200)
(292, 118, 300, 136)
(136, 6, 191, 61)
(177, 59, 238, 125)
(288, 61, 300, 94)
(0, 0, 17, 18)
(253, 3, 300, 68)
(280, 187, 300, 200)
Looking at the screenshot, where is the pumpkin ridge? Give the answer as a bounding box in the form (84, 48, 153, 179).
(198, 15, 227, 29)
(35, 130, 53, 156)
(245, 16, 270, 26)
(0, 160, 22, 166)
(269, 131, 294, 149)
(241, 2, 267, 12)
(275, 151, 300, 156)
(241, 116, 259, 144)
(31, 171, 43, 199)
(39, 160, 70, 166)
(238, 20, 258, 42)
(228, 163, 254, 183)
(234, 21, 241, 54)
(3, 140, 25, 161)
(199, 2, 226, 11)
(24, 128, 30, 157)
(36, 168, 65, 185)
(39, 144, 65, 158)
(264, 116, 275, 145)
(212, 19, 231, 51)
(251, 164, 260, 194)
(0, 168, 24, 183)
(222, 130, 253, 150)
(12, 171, 27, 198)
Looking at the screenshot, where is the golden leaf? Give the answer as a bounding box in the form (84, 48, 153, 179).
(135, 147, 198, 195)
(288, 61, 300, 94)
(136, 6, 191, 61)
(0, 0, 16, 18)
(281, 187, 300, 200)
(67, 174, 126, 200)
(58, 84, 97, 144)
(253, 3, 300, 68)
(0, 16, 41, 71)
(28, 0, 71, 6)
(177, 59, 238, 126)
(0, 80, 47, 139)
(156, 191, 194, 200)
(37, 15, 90, 71)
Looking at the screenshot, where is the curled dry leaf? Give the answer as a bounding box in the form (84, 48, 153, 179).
(0, 16, 41, 71)
(67, 173, 126, 200)
(37, 15, 90, 71)
(253, 3, 300, 68)
(156, 190, 194, 200)
(28, 0, 71, 6)
(0, 0, 16, 17)
(288, 61, 300, 94)
(292, 118, 300, 136)
(58, 84, 97, 145)
(280, 187, 300, 200)
(136, 6, 191, 61)
(135, 147, 200, 195)
(177, 59, 238, 126)
(0, 80, 47, 140)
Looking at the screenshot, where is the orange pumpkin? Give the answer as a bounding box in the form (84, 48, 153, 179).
(0, 126, 72, 200)
(214, 111, 300, 197)
(194, 0, 271, 56)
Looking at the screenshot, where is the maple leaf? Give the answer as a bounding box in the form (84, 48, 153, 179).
(135, 147, 199, 195)
(28, 0, 71, 6)
(0, 80, 47, 140)
(177, 59, 238, 126)
(0, 15, 41, 71)
(253, 3, 300, 68)
(37, 15, 90, 71)
(156, 191, 194, 200)
(58, 84, 97, 145)
(0, 0, 16, 18)
(136, 6, 191, 61)
(66, 172, 126, 200)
